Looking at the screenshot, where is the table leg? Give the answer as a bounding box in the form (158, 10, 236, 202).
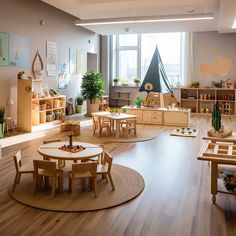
(211, 162, 218, 204)
(116, 120, 120, 138)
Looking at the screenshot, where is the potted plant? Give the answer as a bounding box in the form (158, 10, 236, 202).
(113, 77, 120, 86)
(76, 96, 83, 113)
(191, 81, 200, 88)
(212, 102, 221, 132)
(0, 106, 5, 138)
(134, 78, 141, 86)
(81, 71, 104, 115)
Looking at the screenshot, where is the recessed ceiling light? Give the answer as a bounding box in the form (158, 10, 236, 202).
(75, 13, 214, 26)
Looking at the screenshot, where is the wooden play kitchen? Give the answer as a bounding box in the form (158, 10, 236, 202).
(198, 136, 236, 203)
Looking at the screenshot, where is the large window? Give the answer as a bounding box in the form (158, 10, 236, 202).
(112, 33, 182, 86)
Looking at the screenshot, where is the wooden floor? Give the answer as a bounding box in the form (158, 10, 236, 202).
(0, 114, 236, 236)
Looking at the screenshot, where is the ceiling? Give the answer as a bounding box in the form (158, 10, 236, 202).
(41, 0, 236, 35)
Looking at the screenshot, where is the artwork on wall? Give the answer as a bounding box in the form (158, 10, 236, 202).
(32, 50, 44, 80)
(58, 62, 70, 89)
(0, 32, 9, 66)
(69, 47, 77, 74)
(46, 41, 57, 76)
(200, 57, 234, 78)
(9, 34, 29, 67)
(76, 49, 84, 75)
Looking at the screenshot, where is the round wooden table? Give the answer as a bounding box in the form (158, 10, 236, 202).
(38, 141, 103, 164)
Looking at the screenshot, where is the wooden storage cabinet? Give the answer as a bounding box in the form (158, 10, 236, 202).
(163, 111, 189, 126)
(123, 106, 190, 127)
(151, 111, 162, 124)
(17, 79, 66, 132)
(126, 109, 143, 123)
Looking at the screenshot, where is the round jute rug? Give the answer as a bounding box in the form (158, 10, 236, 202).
(9, 164, 145, 212)
(74, 125, 158, 144)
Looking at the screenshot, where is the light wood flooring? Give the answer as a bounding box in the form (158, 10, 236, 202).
(0, 114, 236, 236)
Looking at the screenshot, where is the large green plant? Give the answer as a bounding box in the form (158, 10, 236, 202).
(0, 106, 5, 123)
(212, 102, 221, 131)
(81, 71, 104, 103)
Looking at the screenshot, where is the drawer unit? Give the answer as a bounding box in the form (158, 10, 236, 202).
(151, 115, 162, 124)
(142, 111, 152, 123)
(163, 111, 189, 126)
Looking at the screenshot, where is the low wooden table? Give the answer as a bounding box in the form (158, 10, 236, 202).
(38, 141, 103, 168)
(198, 137, 236, 203)
(92, 112, 137, 138)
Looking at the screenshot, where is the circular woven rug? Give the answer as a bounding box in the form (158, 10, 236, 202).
(76, 125, 158, 144)
(9, 164, 145, 212)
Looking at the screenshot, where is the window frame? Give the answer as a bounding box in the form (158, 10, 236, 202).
(111, 33, 182, 87)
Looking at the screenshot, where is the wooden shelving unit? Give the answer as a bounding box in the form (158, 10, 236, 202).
(17, 79, 66, 132)
(180, 87, 235, 115)
(110, 90, 131, 107)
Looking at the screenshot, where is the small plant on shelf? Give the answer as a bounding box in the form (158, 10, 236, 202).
(113, 77, 120, 86)
(133, 78, 141, 86)
(76, 96, 83, 113)
(191, 82, 200, 88)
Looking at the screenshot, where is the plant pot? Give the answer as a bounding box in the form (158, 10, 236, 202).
(114, 82, 118, 86)
(0, 123, 4, 138)
(76, 105, 82, 113)
(86, 100, 100, 116)
(135, 83, 140, 87)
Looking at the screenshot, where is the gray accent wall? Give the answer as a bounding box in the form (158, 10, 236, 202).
(0, 0, 100, 121)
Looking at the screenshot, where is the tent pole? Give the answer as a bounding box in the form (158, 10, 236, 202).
(160, 93, 164, 108)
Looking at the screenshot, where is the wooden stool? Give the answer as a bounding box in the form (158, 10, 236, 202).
(4, 117, 14, 135)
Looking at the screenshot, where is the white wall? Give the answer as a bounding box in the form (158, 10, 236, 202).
(0, 0, 100, 121)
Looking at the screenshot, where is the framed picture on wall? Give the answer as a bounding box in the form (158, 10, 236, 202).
(0, 32, 9, 66)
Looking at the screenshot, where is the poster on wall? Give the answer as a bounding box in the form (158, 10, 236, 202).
(9, 34, 29, 67)
(46, 41, 57, 76)
(76, 49, 84, 75)
(58, 62, 70, 89)
(0, 32, 9, 66)
(69, 47, 77, 74)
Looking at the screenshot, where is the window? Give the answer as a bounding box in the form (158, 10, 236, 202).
(112, 33, 182, 86)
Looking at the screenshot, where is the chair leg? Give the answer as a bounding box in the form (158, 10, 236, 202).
(44, 176, 49, 189)
(51, 177, 57, 197)
(108, 173, 115, 191)
(69, 176, 72, 193)
(93, 176, 97, 197)
(17, 173, 21, 184)
(72, 179, 76, 194)
(12, 173, 19, 192)
(33, 176, 38, 195)
(58, 175, 63, 193)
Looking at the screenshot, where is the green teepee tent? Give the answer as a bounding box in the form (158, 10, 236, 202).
(139, 47, 172, 94)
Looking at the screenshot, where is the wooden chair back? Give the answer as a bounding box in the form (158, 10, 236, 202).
(43, 139, 61, 144)
(125, 118, 136, 127)
(103, 152, 113, 173)
(33, 160, 57, 177)
(13, 150, 22, 173)
(72, 162, 97, 178)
